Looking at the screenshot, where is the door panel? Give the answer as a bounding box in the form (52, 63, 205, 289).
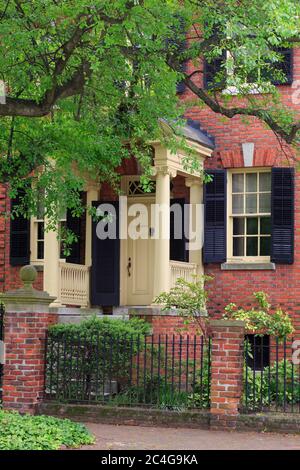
(91, 201, 120, 306)
(126, 201, 154, 305)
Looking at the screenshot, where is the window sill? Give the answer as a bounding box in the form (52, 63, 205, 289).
(221, 262, 275, 271)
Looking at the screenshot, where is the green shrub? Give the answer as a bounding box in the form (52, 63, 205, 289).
(0, 410, 94, 450)
(188, 351, 211, 409)
(108, 378, 190, 411)
(49, 315, 151, 340)
(46, 316, 151, 401)
(108, 345, 211, 411)
(244, 360, 300, 410)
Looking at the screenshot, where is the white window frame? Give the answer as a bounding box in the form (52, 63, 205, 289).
(30, 212, 67, 265)
(30, 216, 45, 265)
(222, 50, 270, 95)
(227, 168, 272, 263)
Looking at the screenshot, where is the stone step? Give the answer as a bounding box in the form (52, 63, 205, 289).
(53, 307, 129, 324)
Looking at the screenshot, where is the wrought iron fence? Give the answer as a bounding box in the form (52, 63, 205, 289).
(45, 332, 211, 410)
(0, 303, 5, 403)
(243, 336, 300, 413)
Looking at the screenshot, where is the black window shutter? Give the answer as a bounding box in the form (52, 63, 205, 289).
(10, 191, 30, 266)
(166, 16, 187, 94)
(203, 48, 227, 90)
(271, 167, 294, 264)
(170, 198, 188, 262)
(245, 335, 270, 370)
(66, 191, 85, 264)
(204, 169, 227, 263)
(272, 48, 293, 85)
(66, 209, 82, 264)
(176, 38, 187, 94)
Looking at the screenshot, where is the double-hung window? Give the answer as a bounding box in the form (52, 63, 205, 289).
(203, 24, 293, 91)
(204, 167, 294, 266)
(30, 195, 45, 263)
(228, 170, 271, 261)
(30, 195, 67, 264)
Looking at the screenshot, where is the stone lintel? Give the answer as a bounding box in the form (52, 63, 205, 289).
(221, 262, 275, 271)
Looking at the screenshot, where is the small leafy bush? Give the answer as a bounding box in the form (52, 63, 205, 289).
(0, 410, 94, 450)
(224, 292, 294, 340)
(188, 352, 211, 409)
(155, 276, 212, 336)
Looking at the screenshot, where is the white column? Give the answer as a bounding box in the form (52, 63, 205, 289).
(153, 166, 176, 300)
(43, 220, 62, 306)
(186, 177, 204, 275)
(85, 185, 99, 267)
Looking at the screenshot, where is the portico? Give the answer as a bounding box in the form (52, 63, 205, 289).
(40, 119, 214, 308)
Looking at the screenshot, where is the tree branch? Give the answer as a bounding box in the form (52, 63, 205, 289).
(0, 1, 142, 117)
(0, 61, 90, 117)
(183, 75, 300, 144)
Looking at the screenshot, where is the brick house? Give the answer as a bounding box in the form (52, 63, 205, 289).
(0, 43, 299, 344)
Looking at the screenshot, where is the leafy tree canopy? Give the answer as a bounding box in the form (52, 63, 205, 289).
(0, 0, 299, 224)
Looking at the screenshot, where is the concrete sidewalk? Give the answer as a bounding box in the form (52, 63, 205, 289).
(82, 423, 300, 450)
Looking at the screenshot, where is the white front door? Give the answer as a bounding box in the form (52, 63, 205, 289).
(126, 200, 155, 305)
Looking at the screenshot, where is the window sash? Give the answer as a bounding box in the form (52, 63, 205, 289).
(30, 218, 66, 263)
(232, 216, 271, 257)
(213, 43, 292, 89)
(227, 170, 271, 261)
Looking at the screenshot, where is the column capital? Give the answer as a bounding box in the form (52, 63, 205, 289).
(185, 176, 202, 188)
(152, 165, 177, 178)
(84, 181, 101, 192)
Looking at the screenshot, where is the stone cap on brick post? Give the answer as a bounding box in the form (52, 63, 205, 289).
(1, 265, 56, 312)
(209, 319, 245, 430)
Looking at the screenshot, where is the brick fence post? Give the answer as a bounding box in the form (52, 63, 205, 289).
(209, 320, 245, 430)
(1, 265, 57, 414)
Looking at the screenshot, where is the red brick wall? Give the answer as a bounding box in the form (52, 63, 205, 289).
(150, 315, 201, 336)
(2, 310, 57, 413)
(181, 49, 300, 337)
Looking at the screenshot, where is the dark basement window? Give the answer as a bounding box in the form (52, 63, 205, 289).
(245, 334, 270, 370)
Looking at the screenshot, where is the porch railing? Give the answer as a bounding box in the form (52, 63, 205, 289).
(59, 262, 90, 308)
(170, 260, 198, 288)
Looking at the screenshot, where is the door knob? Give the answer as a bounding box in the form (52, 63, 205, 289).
(127, 257, 132, 277)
